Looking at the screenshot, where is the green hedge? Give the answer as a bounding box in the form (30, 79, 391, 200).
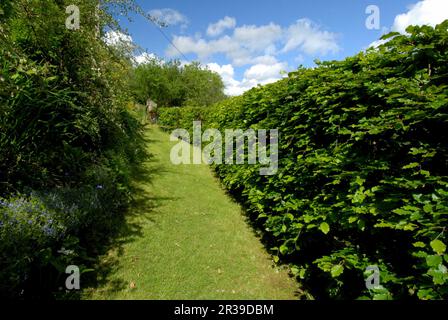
(158, 22, 448, 300)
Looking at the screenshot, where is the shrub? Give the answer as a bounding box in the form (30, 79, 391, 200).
(158, 22, 448, 300)
(0, 0, 146, 298)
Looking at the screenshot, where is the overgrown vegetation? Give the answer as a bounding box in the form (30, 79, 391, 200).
(0, 0, 146, 298)
(158, 22, 448, 300)
(131, 60, 227, 107)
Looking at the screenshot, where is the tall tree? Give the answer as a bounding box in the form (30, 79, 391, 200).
(131, 59, 227, 107)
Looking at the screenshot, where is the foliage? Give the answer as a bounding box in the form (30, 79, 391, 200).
(158, 21, 448, 300)
(158, 106, 217, 133)
(0, 0, 146, 298)
(0, 183, 124, 298)
(131, 60, 227, 107)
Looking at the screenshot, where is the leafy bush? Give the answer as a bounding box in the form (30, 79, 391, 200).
(0, 0, 146, 298)
(131, 60, 227, 107)
(158, 106, 216, 132)
(158, 22, 448, 300)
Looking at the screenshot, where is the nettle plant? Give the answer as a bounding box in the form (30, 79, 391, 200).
(159, 21, 448, 300)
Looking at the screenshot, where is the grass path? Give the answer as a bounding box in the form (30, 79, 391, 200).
(83, 126, 300, 300)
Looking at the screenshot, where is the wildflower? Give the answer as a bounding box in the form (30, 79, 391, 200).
(96, 185, 104, 190)
(43, 225, 55, 237)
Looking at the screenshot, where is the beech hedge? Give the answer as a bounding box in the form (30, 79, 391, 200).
(158, 22, 448, 300)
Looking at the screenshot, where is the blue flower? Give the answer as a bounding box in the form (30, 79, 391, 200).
(43, 225, 55, 237)
(96, 185, 104, 190)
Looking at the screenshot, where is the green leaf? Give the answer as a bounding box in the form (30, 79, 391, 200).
(319, 222, 330, 235)
(402, 162, 419, 170)
(413, 242, 426, 248)
(298, 268, 306, 279)
(81, 268, 95, 274)
(355, 176, 365, 186)
(279, 244, 288, 255)
(380, 31, 400, 40)
(290, 266, 299, 276)
(373, 292, 392, 300)
(423, 204, 433, 213)
(428, 264, 448, 285)
(426, 255, 442, 267)
(430, 240, 446, 255)
(420, 170, 431, 177)
(330, 265, 344, 278)
(348, 216, 358, 223)
(417, 288, 435, 300)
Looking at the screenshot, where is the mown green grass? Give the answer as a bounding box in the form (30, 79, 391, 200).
(83, 126, 301, 300)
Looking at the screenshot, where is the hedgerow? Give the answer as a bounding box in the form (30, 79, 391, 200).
(0, 0, 146, 298)
(158, 21, 448, 300)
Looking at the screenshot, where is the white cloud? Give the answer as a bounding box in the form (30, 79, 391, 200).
(233, 23, 283, 53)
(252, 55, 279, 65)
(167, 18, 338, 66)
(368, 0, 448, 48)
(207, 16, 237, 37)
(244, 61, 287, 82)
(103, 30, 133, 47)
(148, 8, 189, 29)
(167, 25, 283, 67)
(133, 52, 158, 65)
(166, 16, 338, 96)
(392, 0, 448, 33)
(207, 63, 244, 96)
(207, 59, 287, 96)
(282, 19, 340, 55)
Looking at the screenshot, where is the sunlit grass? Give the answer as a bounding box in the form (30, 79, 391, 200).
(83, 126, 301, 300)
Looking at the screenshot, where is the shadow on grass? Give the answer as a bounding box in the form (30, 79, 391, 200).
(63, 128, 179, 299)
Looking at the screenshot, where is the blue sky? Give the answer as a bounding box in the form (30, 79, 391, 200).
(111, 0, 448, 95)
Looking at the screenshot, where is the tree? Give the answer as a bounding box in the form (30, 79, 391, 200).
(182, 62, 227, 107)
(131, 59, 227, 107)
